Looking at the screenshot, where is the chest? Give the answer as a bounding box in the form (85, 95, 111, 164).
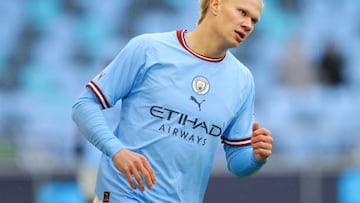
(129, 59, 247, 130)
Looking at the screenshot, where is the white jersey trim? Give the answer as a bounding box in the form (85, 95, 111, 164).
(221, 136, 251, 147)
(86, 81, 111, 109)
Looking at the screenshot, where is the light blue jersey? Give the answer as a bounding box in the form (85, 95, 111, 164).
(73, 30, 265, 203)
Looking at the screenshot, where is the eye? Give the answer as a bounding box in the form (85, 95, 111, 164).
(238, 9, 247, 15)
(251, 18, 258, 25)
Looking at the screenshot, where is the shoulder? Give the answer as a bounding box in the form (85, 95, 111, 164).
(225, 52, 254, 82)
(129, 31, 177, 47)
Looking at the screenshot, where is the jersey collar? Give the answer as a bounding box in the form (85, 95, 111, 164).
(176, 29, 225, 62)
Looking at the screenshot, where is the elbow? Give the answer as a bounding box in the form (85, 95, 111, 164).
(71, 101, 81, 123)
(71, 106, 78, 123)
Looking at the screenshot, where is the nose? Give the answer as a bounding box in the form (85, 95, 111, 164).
(241, 18, 253, 32)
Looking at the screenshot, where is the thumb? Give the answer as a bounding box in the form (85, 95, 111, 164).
(252, 121, 260, 132)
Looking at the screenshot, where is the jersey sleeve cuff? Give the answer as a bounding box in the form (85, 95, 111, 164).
(104, 137, 125, 158)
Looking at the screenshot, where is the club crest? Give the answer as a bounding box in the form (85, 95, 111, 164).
(192, 76, 209, 95)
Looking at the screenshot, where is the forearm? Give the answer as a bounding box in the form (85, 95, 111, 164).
(72, 92, 124, 158)
(225, 145, 266, 177)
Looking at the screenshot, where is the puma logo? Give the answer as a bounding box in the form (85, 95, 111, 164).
(190, 96, 205, 111)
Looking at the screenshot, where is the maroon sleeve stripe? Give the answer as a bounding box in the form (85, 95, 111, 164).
(86, 81, 111, 109)
(221, 136, 251, 147)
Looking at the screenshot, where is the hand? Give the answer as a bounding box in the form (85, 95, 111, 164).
(112, 149, 156, 191)
(251, 121, 273, 162)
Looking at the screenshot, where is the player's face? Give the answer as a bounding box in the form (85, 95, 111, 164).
(213, 0, 263, 48)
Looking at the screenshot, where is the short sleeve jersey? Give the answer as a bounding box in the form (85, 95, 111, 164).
(86, 30, 255, 203)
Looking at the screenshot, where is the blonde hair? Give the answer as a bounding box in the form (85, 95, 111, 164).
(197, 0, 210, 25)
(197, 0, 264, 25)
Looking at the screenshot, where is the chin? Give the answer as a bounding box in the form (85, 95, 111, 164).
(230, 41, 241, 48)
(224, 38, 241, 49)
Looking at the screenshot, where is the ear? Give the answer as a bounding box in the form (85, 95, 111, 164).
(209, 0, 220, 16)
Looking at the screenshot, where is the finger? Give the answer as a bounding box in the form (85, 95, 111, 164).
(135, 158, 153, 190)
(134, 157, 152, 191)
(138, 165, 153, 190)
(252, 141, 272, 151)
(252, 121, 260, 132)
(260, 128, 272, 136)
(132, 168, 145, 192)
(254, 148, 272, 158)
(125, 171, 137, 190)
(251, 134, 273, 144)
(252, 128, 272, 138)
(142, 157, 156, 185)
(141, 160, 156, 189)
(253, 145, 272, 159)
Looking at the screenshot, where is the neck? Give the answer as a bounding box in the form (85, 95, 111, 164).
(185, 25, 228, 58)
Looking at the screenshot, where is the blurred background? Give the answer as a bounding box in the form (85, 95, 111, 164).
(1, 0, 360, 202)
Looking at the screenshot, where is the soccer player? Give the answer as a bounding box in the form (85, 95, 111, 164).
(72, 0, 273, 202)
